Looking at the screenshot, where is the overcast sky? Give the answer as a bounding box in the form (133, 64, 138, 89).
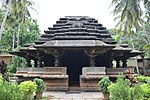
(31, 0, 116, 33)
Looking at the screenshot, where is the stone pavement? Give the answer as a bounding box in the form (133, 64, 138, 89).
(43, 91, 104, 100)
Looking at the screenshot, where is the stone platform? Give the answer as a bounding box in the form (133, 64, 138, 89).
(14, 67, 68, 91)
(43, 91, 103, 100)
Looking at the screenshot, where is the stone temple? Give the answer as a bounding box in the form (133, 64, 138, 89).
(11, 16, 142, 91)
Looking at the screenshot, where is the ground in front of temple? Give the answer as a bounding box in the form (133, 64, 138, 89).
(43, 91, 103, 100)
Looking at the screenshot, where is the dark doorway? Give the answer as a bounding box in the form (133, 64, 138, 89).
(60, 50, 89, 86)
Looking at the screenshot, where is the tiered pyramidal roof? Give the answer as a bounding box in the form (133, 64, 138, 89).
(10, 16, 143, 64)
(36, 16, 116, 45)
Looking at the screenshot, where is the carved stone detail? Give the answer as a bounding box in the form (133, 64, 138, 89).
(45, 49, 65, 66)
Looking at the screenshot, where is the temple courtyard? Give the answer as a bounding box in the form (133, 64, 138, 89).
(43, 91, 103, 100)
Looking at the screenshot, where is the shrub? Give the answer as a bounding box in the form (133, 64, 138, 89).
(0, 80, 23, 100)
(8, 64, 17, 73)
(12, 55, 27, 68)
(141, 83, 150, 99)
(98, 76, 112, 93)
(34, 78, 45, 92)
(136, 75, 150, 83)
(131, 84, 144, 100)
(8, 54, 27, 73)
(108, 77, 131, 100)
(19, 81, 37, 100)
(108, 76, 146, 100)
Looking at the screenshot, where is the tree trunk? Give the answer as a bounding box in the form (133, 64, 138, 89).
(0, 0, 11, 40)
(35, 92, 43, 99)
(132, 43, 140, 75)
(17, 24, 21, 46)
(135, 56, 140, 75)
(142, 55, 146, 75)
(12, 32, 15, 50)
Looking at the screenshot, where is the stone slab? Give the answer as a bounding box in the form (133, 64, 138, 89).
(82, 67, 106, 75)
(43, 91, 103, 100)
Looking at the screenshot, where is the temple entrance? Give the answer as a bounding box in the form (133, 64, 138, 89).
(60, 51, 89, 87)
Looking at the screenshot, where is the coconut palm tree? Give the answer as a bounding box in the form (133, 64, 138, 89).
(0, 0, 11, 41)
(111, 0, 143, 35)
(10, 0, 36, 47)
(144, 0, 150, 22)
(0, 0, 36, 47)
(121, 22, 150, 57)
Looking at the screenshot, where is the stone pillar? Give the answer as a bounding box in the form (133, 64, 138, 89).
(141, 54, 146, 75)
(89, 56, 95, 67)
(122, 59, 127, 68)
(45, 49, 65, 67)
(50, 49, 65, 67)
(84, 49, 98, 67)
(37, 58, 41, 67)
(37, 52, 41, 67)
(54, 55, 60, 67)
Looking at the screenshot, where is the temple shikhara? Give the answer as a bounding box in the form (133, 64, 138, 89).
(11, 16, 142, 91)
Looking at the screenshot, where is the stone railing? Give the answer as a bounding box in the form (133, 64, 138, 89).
(80, 67, 106, 91)
(14, 67, 68, 91)
(106, 67, 135, 78)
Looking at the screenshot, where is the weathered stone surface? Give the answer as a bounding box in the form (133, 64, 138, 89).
(44, 67, 67, 75)
(14, 67, 68, 91)
(80, 67, 106, 91)
(37, 16, 116, 45)
(82, 67, 106, 75)
(106, 67, 135, 75)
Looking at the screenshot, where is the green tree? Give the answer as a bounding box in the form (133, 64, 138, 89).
(0, 0, 11, 41)
(110, 0, 143, 35)
(19, 19, 40, 46)
(108, 77, 131, 100)
(0, 0, 36, 45)
(110, 0, 150, 57)
(10, 0, 36, 46)
(121, 21, 150, 57)
(0, 18, 40, 51)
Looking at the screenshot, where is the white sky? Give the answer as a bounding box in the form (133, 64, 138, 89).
(31, 0, 116, 33)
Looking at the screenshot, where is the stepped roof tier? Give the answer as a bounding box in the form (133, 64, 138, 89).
(36, 16, 116, 45)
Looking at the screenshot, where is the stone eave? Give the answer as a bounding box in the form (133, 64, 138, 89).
(20, 47, 37, 51)
(127, 50, 143, 57)
(112, 44, 132, 52)
(112, 49, 143, 60)
(34, 40, 115, 48)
